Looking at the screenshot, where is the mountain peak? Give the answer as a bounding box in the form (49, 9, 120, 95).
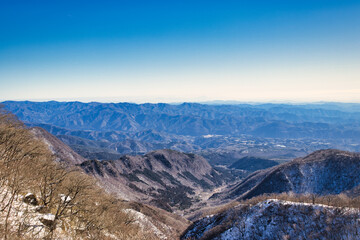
(300, 149, 359, 162)
(213, 149, 360, 202)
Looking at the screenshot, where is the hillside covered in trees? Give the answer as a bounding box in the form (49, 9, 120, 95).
(0, 108, 187, 239)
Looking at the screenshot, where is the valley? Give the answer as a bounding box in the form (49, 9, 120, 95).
(2, 102, 360, 239)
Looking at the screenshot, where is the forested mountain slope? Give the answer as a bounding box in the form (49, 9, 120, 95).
(213, 149, 360, 201)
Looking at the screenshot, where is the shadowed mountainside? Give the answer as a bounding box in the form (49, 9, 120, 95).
(79, 149, 237, 212)
(213, 149, 360, 201)
(229, 156, 278, 171)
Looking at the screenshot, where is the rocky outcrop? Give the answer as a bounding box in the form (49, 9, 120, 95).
(23, 193, 38, 205)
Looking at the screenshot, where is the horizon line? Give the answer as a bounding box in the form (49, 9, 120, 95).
(2, 99, 360, 105)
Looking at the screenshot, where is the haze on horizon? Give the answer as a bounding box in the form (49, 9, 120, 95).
(1, 1, 360, 103)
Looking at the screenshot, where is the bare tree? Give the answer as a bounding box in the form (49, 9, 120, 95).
(0, 109, 146, 239)
(0, 109, 49, 239)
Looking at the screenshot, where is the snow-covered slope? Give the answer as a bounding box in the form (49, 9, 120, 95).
(0, 189, 187, 240)
(0, 190, 75, 239)
(182, 199, 360, 240)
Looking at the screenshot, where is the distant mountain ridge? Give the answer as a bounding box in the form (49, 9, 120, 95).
(5, 101, 360, 136)
(4, 101, 360, 161)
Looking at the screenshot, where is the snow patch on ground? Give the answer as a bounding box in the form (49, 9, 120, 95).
(183, 199, 360, 240)
(124, 208, 170, 239)
(40, 213, 55, 221)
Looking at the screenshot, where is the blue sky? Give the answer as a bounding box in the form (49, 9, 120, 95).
(1, 0, 360, 102)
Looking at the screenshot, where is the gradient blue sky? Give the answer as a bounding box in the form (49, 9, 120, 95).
(1, 0, 360, 103)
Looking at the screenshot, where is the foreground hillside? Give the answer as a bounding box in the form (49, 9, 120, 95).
(182, 198, 360, 240)
(213, 149, 360, 201)
(0, 109, 189, 239)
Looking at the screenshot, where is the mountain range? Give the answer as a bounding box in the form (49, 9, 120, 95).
(3, 101, 360, 163)
(3, 102, 360, 239)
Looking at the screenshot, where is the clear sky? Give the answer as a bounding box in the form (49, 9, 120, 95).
(1, 0, 360, 103)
